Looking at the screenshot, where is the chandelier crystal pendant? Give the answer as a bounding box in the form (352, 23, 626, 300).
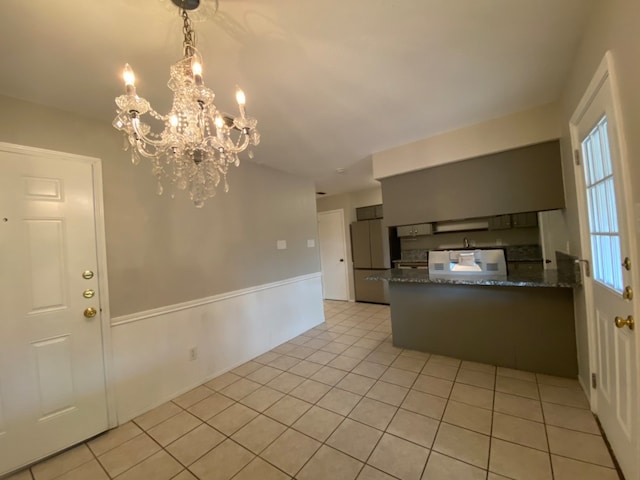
(113, 1, 260, 207)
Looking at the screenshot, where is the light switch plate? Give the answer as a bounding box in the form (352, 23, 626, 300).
(277, 240, 287, 250)
(307, 239, 315, 248)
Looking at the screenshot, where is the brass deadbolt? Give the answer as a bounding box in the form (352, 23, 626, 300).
(84, 307, 97, 319)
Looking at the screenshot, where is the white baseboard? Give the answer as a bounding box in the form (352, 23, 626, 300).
(111, 273, 324, 423)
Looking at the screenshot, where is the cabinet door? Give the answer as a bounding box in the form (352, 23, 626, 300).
(414, 223, 433, 235)
(489, 215, 512, 230)
(397, 225, 414, 237)
(374, 204, 384, 219)
(512, 212, 538, 228)
(369, 219, 390, 268)
(356, 206, 376, 221)
(351, 221, 372, 268)
(354, 269, 389, 304)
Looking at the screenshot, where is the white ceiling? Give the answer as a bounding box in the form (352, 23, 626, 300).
(0, 0, 594, 195)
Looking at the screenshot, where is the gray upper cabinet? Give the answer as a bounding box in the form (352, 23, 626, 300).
(356, 204, 383, 221)
(351, 219, 390, 269)
(397, 223, 433, 237)
(381, 141, 564, 227)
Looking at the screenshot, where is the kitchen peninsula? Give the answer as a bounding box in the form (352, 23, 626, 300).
(368, 255, 580, 377)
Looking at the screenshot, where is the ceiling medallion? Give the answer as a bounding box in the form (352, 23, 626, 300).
(113, 1, 259, 207)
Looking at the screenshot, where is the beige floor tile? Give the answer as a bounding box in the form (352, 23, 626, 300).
(55, 459, 109, 480)
(366, 351, 398, 366)
(354, 338, 383, 350)
(494, 392, 543, 422)
(239, 386, 284, 412)
(495, 376, 539, 400)
(288, 360, 323, 378)
(422, 451, 486, 480)
(380, 367, 419, 388)
(261, 429, 321, 476)
(443, 400, 492, 435)
(306, 350, 338, 365)
(538, 384, 589, 408)
(272, 343, 296, 355)
(317, 387, 361, 416)
(190, 439, 255, 480)
(391, 356, 426, 373)
(456, 369, 495, 390)
(304, 338, 330, 350)
(293, 405, 344, 441)
(327, 418, 382, 461)
(233, 457, 291, 480)
(546, 425, 613, 467)
(268, 355, 301, 371)
(166, 424, 224, 466)
(497, 367, 536, 382)
(205, 372, 242, 392)
(310, 366, 348, 386)
(428, 355, 461, 367)
(328, 354, 362, 371)
(147, 411, 202, 446)
(297, 445, 364, 480)
(88, 422, 143, 456)
(401, 390, 447, 420)
(412, 374, 453, 398)
(487, 474, 511, 480)
(264, 395, 312, 425)
(254, 351, 281, 365)
(232, 415, 287, 454)
(492, 412, 548, 451)
(114, 450, 182, 480)
(368, 433, 429, 480)
(172, 470, 198, 480)
(352, 361, 388, 379)
(460, 361, 496, 375)
(536, 374, 581, 389)
(207, 403, 258, 436)
(220, 378, 262, 401)
(335, 334, 362, 346)
(246, 365, 283, 384)
(32, 444, 94, 480)
(289, 345, 318, 359)
(551, 454, 619, 480)
(336, 373, 376, 395)
(173, 386, 214, 409)
(489, 438, 552, 480)
(356, 465, 397, 480)
(321, 342, 350, 355)
(400, 349, 431, 361)
(97, 434, 161, 478)
(4, 470, 33, 480)
(542, 401, 599, 434)
(421, 362, 458, 381)
(348, 397, 398, 431)
(366, 381, 409, 407)
(266, 372, 306, 393)
(432, 423, 489, 469)
(289, 379, 332, 403)
(188, 393, 234, 421)
(387, 409, 438, 448)
(449, 383, 494, 410)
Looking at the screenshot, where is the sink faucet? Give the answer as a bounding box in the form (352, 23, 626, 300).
(463, 237, 470, 248)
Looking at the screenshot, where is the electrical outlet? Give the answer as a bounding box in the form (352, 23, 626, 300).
(277, 240, 287, 250)
(189, 347, 198, 361)
(307, 239, 315, 248)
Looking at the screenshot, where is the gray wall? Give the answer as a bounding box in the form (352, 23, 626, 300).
(0, 95, 321, 317)
(559, 0, 640, 391)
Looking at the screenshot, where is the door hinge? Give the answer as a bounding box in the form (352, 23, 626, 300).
(574, 149, 581, 166)
(591, 373, 597, 389)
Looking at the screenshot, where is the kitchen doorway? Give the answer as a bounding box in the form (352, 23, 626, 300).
(570, 52, 639, 480)
(0, 143, 113, 476)
(317, 209, 349, 301)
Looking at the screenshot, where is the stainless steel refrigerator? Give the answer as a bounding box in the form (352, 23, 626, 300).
(350, 219, 391, 304)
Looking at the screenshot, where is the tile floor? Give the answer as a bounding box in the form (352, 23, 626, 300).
(7, 301, 621, 480)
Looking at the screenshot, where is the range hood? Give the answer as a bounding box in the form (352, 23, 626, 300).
(432, 219, 489, 233)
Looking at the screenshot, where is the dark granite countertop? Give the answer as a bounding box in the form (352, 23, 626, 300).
(367, 268, 580, 289)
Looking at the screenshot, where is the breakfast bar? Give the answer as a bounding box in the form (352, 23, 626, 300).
(368, 258, 581, 377)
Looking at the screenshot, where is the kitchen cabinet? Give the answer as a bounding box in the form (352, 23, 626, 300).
(381, 140, 564, 227)
(488, 215, 512, 230)
(397, 223, 433, 237)
(511, 212, 538, 228)
(351, 219, 392, 304)
(354, 269, 389, 304)
(356, 204, 383, 221)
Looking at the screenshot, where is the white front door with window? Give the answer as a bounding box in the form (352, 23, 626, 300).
(0, 144, 110, 476)
(317, 209, 349, 301)
(571, 52, 638, 480)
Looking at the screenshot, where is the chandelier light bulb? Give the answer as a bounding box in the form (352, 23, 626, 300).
(169, 114, 179, 127)
(235, 87, 246, 106)
(123, 63, 136, 94)
(191, 52, 203, 85)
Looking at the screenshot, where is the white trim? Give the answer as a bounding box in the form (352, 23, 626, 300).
(317, 209, 350, 301)
(111, 272, 323, 326)
(0, 143, 118, 427)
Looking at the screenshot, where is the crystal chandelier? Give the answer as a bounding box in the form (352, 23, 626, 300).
(113, 0, 260, 207)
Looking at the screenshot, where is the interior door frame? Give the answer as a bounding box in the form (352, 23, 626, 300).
(317, 209, 350, 301)
(0, 141, 117, 429)
(569, 51, 639, 470)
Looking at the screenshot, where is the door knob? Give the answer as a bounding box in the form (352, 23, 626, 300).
(614, 315, 634, 330)
(84, 307, 97, 318)
(622, 286, 633, 301)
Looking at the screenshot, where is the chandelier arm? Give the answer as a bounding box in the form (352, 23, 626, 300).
(130, 117, 171, 148)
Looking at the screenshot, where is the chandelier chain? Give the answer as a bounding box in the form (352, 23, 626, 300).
(182, 9, 196, 57)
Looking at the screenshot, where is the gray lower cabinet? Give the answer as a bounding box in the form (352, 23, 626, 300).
(354, 269, 389, 304)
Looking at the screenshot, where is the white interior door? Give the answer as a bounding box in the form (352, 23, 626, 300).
(317, 210, 349, 301)
(0, 145, 109, 475)
(571, 53, 638, 480)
